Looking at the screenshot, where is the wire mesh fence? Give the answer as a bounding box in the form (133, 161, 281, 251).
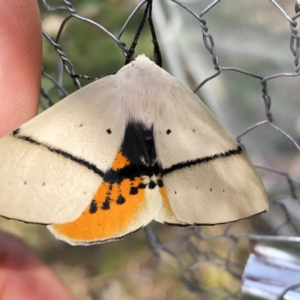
(13, 0, 300, 299)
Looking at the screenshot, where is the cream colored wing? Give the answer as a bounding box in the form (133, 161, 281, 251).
(154, 78, 268, 225)
(0, 75, 127, 224)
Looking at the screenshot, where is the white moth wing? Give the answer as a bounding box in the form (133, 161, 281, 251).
(0, 75, 127, 224)
(154, 75, 268, 224)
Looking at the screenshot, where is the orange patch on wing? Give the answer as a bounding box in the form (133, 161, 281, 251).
(111, 150, 130, 169)
(159, 186, 174, 216)
(158, 181, 186, 225)
(51, 151, 146, 243)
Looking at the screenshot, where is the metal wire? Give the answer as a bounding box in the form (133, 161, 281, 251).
(39, 0, 300, 299)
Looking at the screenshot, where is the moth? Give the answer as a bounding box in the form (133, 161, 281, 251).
(0, 0, 268, 245)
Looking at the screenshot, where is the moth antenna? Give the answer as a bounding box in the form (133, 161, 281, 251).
(148, 0, 162, 67)
(71, 73, 114, 81)
(125, 1, 150, 65)
(71, 74, 99, 81)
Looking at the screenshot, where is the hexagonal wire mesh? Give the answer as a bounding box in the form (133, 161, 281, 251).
(32, 0, 300, 299)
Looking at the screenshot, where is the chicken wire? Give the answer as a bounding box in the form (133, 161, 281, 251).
(38, 0, 300, 299)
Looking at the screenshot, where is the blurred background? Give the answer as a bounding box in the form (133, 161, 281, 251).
(1, 0, 300, 299)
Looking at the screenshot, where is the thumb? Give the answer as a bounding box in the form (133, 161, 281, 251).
(0, 0, 42, 137)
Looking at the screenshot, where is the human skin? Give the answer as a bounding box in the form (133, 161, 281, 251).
(0, 1, 75, 299)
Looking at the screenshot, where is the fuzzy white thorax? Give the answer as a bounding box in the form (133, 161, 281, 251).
(115, 55, 175, 128)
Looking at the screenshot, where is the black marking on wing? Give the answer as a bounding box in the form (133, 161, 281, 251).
(103, 122, 160, 183)
(103, 162, 154, 184)
(162, 146, 243, 175)
(101, 184, 113, 210)
(13, 128, 20, 135)
(129, 187, 139, 195)
(116, 195, 126, 204)
(121, 122, 156, 171)
(102, 198, 110, 210)
(89, 200, 98, 214)
(164, 222, 192, 227)
(138, 182, 147, 189)
(98, 122, 162, 211)
(12, 129, 104, 177)
(148, 181, 156, 189)
(157, 179, 163, 187)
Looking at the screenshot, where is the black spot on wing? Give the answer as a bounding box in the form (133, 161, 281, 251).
(116, 195, 126, 205)
(157, 179, 163, 187)
(12, 128, 20, 135)
(148, 181, 156, 189)
(89, 200, 98, 214)
(106, 128, 112, 134)
(130, 187, 138, 195)
(166, 129, 171, 135)
(138, 183, 147, 189)
(102, 197, 110, 210)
